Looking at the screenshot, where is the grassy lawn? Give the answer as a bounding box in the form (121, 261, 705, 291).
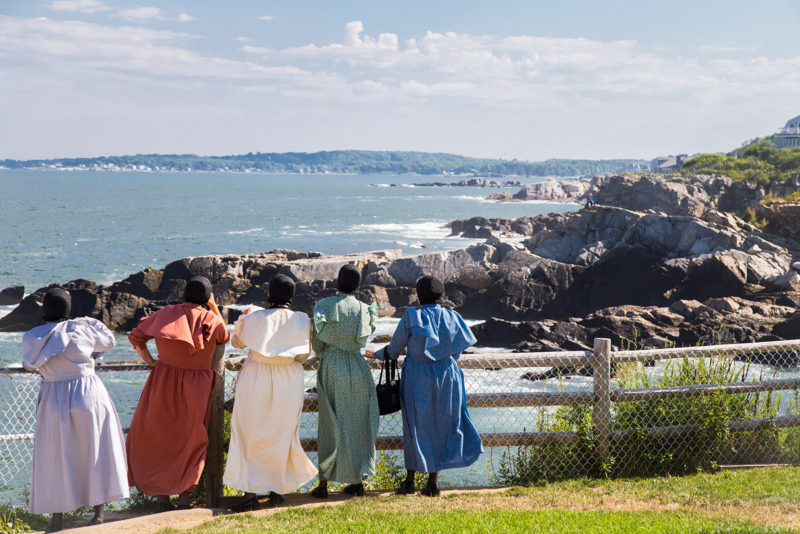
(161, 467, 800, 534)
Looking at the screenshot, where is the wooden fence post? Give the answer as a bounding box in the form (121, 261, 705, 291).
(205, 343, 226, 508)
(592, 338, 612, 465)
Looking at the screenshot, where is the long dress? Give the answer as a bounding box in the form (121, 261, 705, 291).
(126, 302, 229, 496)
(312, 294, 380, 484)
(22, 318, 129, 514)
(223, 308, 317, 494)
(379, 304, 483, 472)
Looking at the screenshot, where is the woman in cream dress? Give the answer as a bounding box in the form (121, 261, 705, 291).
(224, 274, 317, 510)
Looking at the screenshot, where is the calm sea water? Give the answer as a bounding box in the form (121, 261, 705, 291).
(0, 169, 577, 368)
(0, 169, 575, 293)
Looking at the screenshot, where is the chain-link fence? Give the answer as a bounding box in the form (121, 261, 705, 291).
(3, 338, 800, 506)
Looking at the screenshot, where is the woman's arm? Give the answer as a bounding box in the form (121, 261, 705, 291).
(311, 328, 326, 356)
(207, 292, 222, 318)
(373, 317, 410, 361)
(230, 308, 251, 349)
(133, 342, 157, 367)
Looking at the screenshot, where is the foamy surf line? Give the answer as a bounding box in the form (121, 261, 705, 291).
(346, 221, 455, 240)
(226, 227, 264, 235)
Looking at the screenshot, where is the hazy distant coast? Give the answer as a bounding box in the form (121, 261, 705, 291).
(0, 150, 648, 177)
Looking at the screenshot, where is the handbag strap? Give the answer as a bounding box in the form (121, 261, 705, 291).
(378, 357, 386, 386)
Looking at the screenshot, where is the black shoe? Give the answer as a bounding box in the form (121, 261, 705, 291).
(420, 484, 441, 497)
(394, 478, 416, 495)
(88, 515, 104, 526)
(310, 485, 328, 499)
(267, 492, 285, 508)
(155, 502, 176, 513)
(230, 495, 259, 513)
(342, 483, 365, 496)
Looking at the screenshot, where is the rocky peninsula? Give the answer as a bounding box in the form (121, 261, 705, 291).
(3, 173, 800, 359)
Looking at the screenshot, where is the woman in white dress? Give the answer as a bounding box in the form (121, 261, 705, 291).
(22, 288, 129, 533)
(224, 275, 317, 510)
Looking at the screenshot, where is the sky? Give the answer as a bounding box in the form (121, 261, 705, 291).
(1, 1, 800, 161)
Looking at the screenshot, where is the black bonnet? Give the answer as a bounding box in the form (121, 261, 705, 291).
(42, 287, 71, 322)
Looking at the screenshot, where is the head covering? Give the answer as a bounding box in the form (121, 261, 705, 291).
(337, 264, 361, 294)
(184, 276, 212, 305)
(416, 275, 444, 305)
(42, 288, 71, 322)
(268, 274, 295, 307)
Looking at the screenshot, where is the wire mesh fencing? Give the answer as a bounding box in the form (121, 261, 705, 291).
(3, 338, 800, 506)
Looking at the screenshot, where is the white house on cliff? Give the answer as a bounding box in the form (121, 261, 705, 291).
(776, 115, 800, 149)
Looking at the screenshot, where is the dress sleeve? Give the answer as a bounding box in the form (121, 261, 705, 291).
(128, 318, 153, 350)
(380, 315, 409, 361)
(355, 302, 379, 347)
(230, 315, 247, 349)
(213, 315, 230, 345)
(87, 318, 116, 353)
(295, 323, 313, 363)
(311, 326, 326, 356)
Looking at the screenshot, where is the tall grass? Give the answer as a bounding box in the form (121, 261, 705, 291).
(492, 354, 800, 485)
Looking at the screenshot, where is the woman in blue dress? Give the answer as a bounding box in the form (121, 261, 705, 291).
(371, 275, 483, 496)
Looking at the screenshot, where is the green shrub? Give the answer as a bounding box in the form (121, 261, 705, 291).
(491, 354, 800, 485)
(364, 451, 429, 490)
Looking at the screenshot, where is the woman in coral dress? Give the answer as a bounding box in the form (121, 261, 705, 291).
(126, 276, 229, 511)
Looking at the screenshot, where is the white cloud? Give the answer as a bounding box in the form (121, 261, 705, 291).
(116, 6, 165, 22)
(49, 0, 108, 14)
(259, 15, 273, 21)
(242, 45, 270, 55)
(2, 17, 800, 159)
(176, 13, 193, 23)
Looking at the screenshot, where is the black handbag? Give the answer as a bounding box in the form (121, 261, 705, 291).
(376, 356, 401, 415)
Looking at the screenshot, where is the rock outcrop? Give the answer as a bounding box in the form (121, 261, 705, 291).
(489, 173, 796, 219)
(0, 286, 24, 305)
(3, 174, 800, 355)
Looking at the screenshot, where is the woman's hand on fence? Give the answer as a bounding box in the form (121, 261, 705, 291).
(363, 349, 376, 358)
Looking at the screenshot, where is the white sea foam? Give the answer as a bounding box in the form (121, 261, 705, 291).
(347, 221, 452, 240)
(226, 227, 264, 235)
(0, 306, 16, 321)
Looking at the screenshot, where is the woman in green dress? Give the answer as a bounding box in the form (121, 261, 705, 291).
(310, 264, 379, 498)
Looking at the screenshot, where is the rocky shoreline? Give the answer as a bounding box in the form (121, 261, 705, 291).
(3, 173, 800, 359)
(384, 177, 524, 188)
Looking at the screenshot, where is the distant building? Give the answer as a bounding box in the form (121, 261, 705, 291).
(650, 154, 688, 174)
(776, 114, 800, 149)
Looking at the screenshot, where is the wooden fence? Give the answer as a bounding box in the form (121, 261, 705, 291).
(3, 338, 800, 508)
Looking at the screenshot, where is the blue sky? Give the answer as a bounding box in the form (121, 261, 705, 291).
(1, 1, 799, 160)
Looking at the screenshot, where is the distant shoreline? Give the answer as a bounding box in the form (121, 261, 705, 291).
(0, 149, 649, 178)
